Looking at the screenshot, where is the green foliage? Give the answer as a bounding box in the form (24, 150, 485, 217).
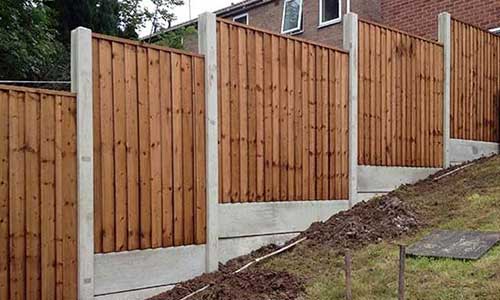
(0, 0, 65, 80)
(0, 0, 185, 80)
(156, 26, 197, 49)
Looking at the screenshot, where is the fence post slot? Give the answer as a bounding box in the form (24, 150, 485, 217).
(71, 26, 94, 299)
(439, 12, 452, 168)
(343, 13, 359, 208)
(198, 12, 219, 273)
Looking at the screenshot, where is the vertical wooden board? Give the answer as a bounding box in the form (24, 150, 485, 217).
(390, 31, 398, 166)
(425, 42, 432, 167)
(54, 97, 63, 299)
(255, 32, 265, 201)
(386, 31, 393, 166)
(279, 37, 288, 201)
(374, 26, 381, 166)
(328, 51, 342, 199)
(437, 46, 444, 165)
(112, 42, 128, 252)
(309, 45, 318, 199)
(341, 53, 349, 199)
(92, 38, 103, 253)
(148, 48, 163, 248)
(40, 95, 55, 300)
(193, 57, 206, 244)
(364, 23, 370, 165)
(61, 99, 77, 299)
(414, 41, 422, 166)
(124, 44, 140, 250)
(418, 41, 424, 167)
(229, 25, 241, 202)
(421, 42, 427, 166)
(380, 29, 387, 166)
(171, 53, 184, 246)
(333, 52, 342, 199)
(263, 33, 273, 201)
(401, 33, 408, 166)
(429, 44, 436, 167)
(25, 92, 41, 299)
(358, 23, 365, 165)
(320, 48, 329, 199)
(287, 39, 296, 201)
(301, 42, 310, 200)
(485, 31, 489, 139)
(0, 91, 8, 300)
(308, 44, 317, 199)
(411, 40, 418, 166)
(217, 22, 222, 203)
(460, 24, 466, 139)
(450, 24, 456, 138)
(219, 23, 232, 203)
(247, 30, 257, 202)
(238, 28, 249, 203)
(369, 25, 376, 165)
(271, 35, 280, 201)
(9, 91, 25, 300)
(294, 41, 303, 200)
(477, 31, 484, 141)
(99, 40, 116, 252)
(137, 46, 151, 249)
(181, 55, 194, 244)
(159, 51, 174, 247)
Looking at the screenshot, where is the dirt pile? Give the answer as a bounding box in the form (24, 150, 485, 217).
(150, 196, 423, 300)
(299, 196, 423, 251)
(148, 245, 301, 300)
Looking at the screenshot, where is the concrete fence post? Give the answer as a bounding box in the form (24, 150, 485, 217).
(198, 12, 219, 273)
(439, 12, 452, 168)
(71, 27, 94, 299)
(343, 13, 359, 208)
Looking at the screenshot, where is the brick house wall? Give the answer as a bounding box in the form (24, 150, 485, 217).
(182, 0, 383, 52)
(380, 0, 500, 39)
(178, 0, 499, 53)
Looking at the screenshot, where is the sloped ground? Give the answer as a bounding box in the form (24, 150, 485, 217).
(151, 155, 500, 300)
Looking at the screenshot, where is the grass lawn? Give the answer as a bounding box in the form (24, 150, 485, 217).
(264, 155, 500, 300)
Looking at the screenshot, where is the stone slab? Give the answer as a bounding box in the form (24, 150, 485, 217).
(407, 230, 500, 260)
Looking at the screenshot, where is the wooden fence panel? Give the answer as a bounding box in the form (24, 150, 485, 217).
(358, 20, 444, 168)
(92, 34, 206, 253)
(0, 85, 77, 300)
(217, 19, 350, 203)
(451, 19, 500, 142)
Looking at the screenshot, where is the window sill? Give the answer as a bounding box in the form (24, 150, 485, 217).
(290, 30, 304, 36)
(318, 18, 342, 29)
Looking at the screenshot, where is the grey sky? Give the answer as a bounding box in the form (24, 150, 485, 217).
(139, 0, 238, 37)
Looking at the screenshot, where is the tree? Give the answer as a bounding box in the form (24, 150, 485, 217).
(0, 0, 64, 80)
(0, 0, 185, 80)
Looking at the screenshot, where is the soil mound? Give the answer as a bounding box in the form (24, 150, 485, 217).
(150, 196, 423, 300)
(299, 196, 422, 251)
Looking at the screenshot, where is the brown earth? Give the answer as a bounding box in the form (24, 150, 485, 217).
(149, 158, 484, 300)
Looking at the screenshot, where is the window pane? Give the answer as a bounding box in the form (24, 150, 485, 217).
(234, 15, 248, 24)
(322, 0, 339, 23)
(283, 0, 301, 32)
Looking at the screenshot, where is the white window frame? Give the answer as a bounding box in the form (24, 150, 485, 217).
(318, 0, 342, 28)
(281, 0, 303, 34)
(233, 13, 249, 25)
(489, 27, 500, 35)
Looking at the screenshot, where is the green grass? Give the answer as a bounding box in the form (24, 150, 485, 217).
(263, 155, 500, 300)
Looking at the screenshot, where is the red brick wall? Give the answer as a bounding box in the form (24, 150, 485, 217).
(182, 0, 383, 52)
(381, 0, 500, 39)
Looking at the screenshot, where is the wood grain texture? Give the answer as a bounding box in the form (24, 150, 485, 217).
(0, 86, 78, 300)
(450, 19, 500, 142)
(216, 20, 349, 202)
(358, 20, 445, 168)
(92, 35, 207, 252)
